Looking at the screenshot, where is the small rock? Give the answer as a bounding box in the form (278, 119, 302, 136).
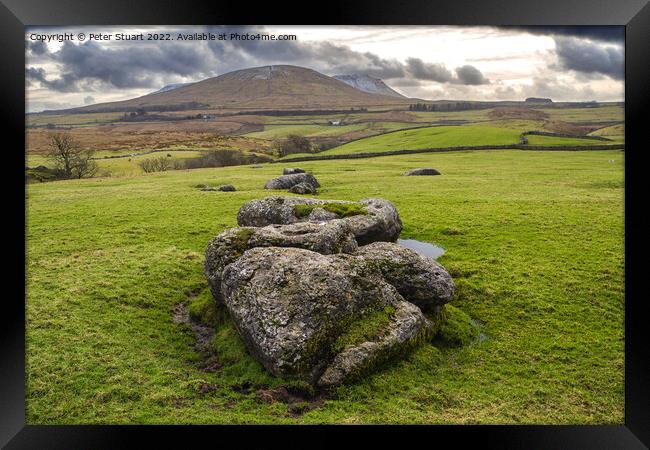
(288, 182, 316, 195)
(218, 184, 236, 192)
(404, 168, 441, 176)
(283, 168, 306, 175)
(200, 186, 217, 191)
(264, 173, 320, 190)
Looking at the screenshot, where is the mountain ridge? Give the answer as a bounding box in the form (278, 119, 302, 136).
(67, 65, 413, 113)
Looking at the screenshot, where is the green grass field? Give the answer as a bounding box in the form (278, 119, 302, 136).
(316, 125, 523, 156)
(26, 149, 624, 424)
(28, 151, 210, 177)
(589, 124, 625, 143)
(244, 122, 423, 140)
(539, 106, 624, 122)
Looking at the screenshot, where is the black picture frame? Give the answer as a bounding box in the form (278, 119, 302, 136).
(2, 0, 648, 447)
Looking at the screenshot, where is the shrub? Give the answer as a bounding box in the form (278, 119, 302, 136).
(182, 150, 272, 169)
(139, 156, 173, 173)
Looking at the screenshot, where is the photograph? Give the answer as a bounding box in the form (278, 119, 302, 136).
(20, 24, 630, 426)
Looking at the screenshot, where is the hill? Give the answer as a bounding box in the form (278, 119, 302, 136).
(333, 74, 405, 98)
(66, 65, 413, 113)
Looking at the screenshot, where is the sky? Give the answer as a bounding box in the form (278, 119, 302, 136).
(25, 25, 625, 113)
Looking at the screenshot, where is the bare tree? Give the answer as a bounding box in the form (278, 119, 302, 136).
(46, 132, 98, 179)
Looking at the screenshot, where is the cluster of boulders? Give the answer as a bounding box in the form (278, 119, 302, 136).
(265, 168, 320, 194)
(204, 196, 455, 387)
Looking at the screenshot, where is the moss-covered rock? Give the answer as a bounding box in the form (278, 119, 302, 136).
(331, 305, 396, 354)
(221, 247, 433, 386)
(204, 222, 357, 305)
(356, 242, 454, 312)
(237, 196, 403, 245)
(318, 301, 435, 387)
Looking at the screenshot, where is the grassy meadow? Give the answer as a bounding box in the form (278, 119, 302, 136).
(26, 149, 624, 424)
(321, 125, 523, 155)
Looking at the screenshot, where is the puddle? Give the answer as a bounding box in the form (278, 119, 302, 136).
(397, 239, 445, 259)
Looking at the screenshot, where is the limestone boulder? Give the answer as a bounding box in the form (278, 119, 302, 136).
(205, 221, 357, 304)
(237, 196, 402, 245)
(264, 173, 320, 190)
(221, 247, 433, 384)
(356, 242, 454, 312)
(288, 182, 316, 195)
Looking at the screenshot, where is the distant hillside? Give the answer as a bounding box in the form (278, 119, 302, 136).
(66, 65, 412, 113)
(333, 74, 405, 98)
(150, 82, 194, 95)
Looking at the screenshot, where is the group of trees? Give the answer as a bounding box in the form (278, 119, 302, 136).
(273, 134, 342, 157)
(183, 149, 272, 169)
(138, 149, 273, 173)
(41, 132, 275, 180)
(409, 102, 489, 112)
(274, 135, 314, 157)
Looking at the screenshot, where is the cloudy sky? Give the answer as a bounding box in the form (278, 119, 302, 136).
(25, 25, 624, 112)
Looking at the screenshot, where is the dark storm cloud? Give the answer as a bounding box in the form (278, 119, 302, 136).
(29, 28, 410, 92)
(405, 58, 453, 82)
(26, 25, 490, 93)
(26, 67, 47, 83)
(496, 26, 624, 81)
(455, 65, 489, 85)
(208, 37, 407, 79)
(499, 26, 624, 43)
(55, 40, 213, 89)
(405, 58, 488, 85)
(555, 37, 624, 80)
(27, 37, 219, 92)
(28, 40, 48, 55)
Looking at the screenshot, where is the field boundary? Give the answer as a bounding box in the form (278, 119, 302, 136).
(274, 143, 625, 163)
(521, 130, 613, 141)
